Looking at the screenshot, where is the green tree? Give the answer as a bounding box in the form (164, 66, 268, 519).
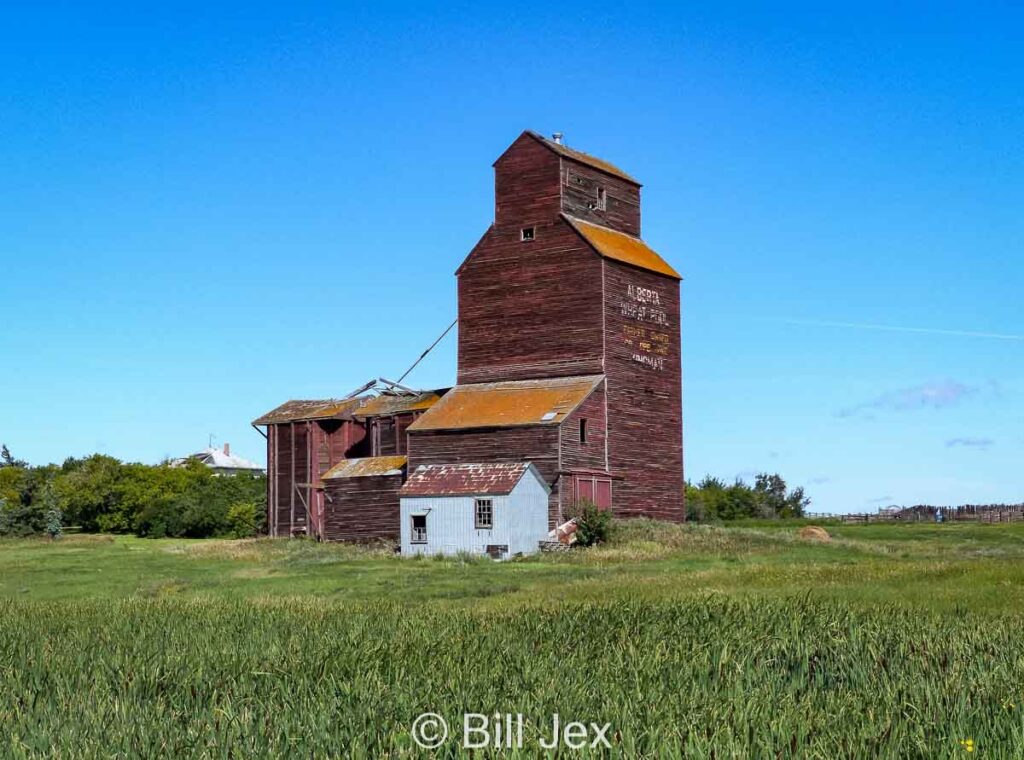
(0, 444, 27, 468)
(53, 454, 123, 531)
(568, 500, 612, 547)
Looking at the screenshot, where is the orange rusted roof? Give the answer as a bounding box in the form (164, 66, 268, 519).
(253, 398, 363, 426)
(321, 456, 407, 480)
(526, 131, 639, 185)
(563, 215, 681, 280)
(407, 376, 603, 432)
(354, 391, 444, 419)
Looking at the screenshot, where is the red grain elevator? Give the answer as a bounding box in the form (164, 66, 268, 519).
(453, 131, 684, 521)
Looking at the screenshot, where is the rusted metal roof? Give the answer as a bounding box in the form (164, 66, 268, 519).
(253, 398, 363, 425)
(526, 131, 640, 185)
(321, 456, 407, 480)
(407, 375, 603, 432)
(400, 462, 548, 497)
(563, 215, 681, 280)
(353, 390, 444, 419)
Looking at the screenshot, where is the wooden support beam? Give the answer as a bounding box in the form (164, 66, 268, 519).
(290, 421, 296, 537)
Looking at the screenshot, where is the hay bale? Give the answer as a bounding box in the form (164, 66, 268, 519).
(798, 526, 831, 542)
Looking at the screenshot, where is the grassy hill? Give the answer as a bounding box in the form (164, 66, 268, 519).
(3, 521, 1023, 755)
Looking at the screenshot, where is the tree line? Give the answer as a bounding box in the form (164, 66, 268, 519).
(0, 445, 265, 539)
(686, 473, 810, 521)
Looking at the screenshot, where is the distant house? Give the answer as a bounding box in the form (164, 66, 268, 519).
(172, 443, 264, 476)
(399, 462, 550, 558)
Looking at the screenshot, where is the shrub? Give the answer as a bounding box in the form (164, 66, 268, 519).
(0, 500, 48, 537)
(226, 501, 265, 538)
(568, 500, 612, 547)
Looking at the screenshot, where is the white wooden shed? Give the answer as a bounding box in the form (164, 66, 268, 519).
(398, 462, 550, 558)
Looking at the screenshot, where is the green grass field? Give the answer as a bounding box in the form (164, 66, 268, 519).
(3, 521, 1024, 757)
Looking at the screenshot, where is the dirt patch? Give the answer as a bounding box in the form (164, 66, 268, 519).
(798, 526, 831, 542)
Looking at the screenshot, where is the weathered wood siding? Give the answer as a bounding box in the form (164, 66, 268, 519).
(560, 380, 608, 474)
(560, 161, 641, 236)
(322, 473, 404, 542)
(459, 134, 606, 384)
(602, 259, 684, 521)
(265, 418, 369, 538)
(457, 226, 604, 384)
(408, 426, 562, 527)
(272, 423, 293, 536)
(493, 132, 562, 229)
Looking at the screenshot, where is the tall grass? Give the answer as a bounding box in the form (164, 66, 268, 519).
(2, 596, 1022, 757)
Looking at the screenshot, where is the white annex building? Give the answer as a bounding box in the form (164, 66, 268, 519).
(399, 462, 550, 558)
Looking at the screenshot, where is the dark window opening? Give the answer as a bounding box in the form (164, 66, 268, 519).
(411, 514, 427, 544)
(596, 186, 607, 210)
(521, 227, 535, 241)
(475, 498, 493, 529)
(579, 418, 588, 444)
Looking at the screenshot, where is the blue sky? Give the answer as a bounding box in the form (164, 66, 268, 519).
(1, 2, 1021, 512)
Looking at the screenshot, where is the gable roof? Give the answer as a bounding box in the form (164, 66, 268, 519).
(562, 214, 681, 280)
(407, 375, 603, 433)
(400, 462, 549, 497)
(321, 456, 407, 480)
(353, 391, 444, 419)
(173, 448, 264, 472)
(253, 398, 362, 426)
(523, 131, 640, 185)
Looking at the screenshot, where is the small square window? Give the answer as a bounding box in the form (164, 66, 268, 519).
(579, 418, 588, 444)
(596, 187, 607, 210)
(475, 498, 493, 529)
(520, 227, 535, 241)
(411, 514, 427, 544)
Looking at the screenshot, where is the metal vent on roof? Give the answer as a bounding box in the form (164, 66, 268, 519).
(541, 412, 557, 421)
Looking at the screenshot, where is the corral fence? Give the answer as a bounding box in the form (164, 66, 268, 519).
(831, 504, 1024, 524)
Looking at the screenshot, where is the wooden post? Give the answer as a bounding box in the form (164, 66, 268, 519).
(290, 421, 296, 537)
(270, 425, 277, 537)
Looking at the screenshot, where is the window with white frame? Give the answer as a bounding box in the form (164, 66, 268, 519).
(411, 514, 427, 544)
(475, 498, 493, 529)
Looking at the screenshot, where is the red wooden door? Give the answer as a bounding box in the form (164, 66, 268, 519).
(578, 477, 595, 504)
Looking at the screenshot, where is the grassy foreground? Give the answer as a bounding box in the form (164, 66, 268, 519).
(3, 521, 1024, 757)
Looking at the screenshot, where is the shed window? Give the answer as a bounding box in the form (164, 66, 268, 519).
(579, 418, 588, 444)
(520, 227, 535, 241)
(596, 186, 607, 210)
(475, 498, 493, 529)
(411, 514, 427, 544)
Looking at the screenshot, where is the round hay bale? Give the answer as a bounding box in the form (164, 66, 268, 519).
(797, 525, 831, 542)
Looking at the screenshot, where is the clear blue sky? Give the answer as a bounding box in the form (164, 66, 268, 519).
(2, 2, 1021, 512)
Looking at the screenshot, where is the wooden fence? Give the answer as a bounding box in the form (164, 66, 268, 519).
(834, 507, 1024, 524)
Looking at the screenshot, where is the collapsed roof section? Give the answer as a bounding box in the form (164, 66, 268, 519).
(253, 378, 447, 426)
(252, 398, 363, 426)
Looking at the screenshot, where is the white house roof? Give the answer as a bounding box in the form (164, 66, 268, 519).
(179, 447, 264, 471)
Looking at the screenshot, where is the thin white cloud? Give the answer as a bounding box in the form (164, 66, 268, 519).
(837, 380, 978, 419)
(946, 437, 995, 450)
(785, 319, 1024, 342)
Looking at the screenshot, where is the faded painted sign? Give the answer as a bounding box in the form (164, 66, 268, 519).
(619, 284, 672, 370)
